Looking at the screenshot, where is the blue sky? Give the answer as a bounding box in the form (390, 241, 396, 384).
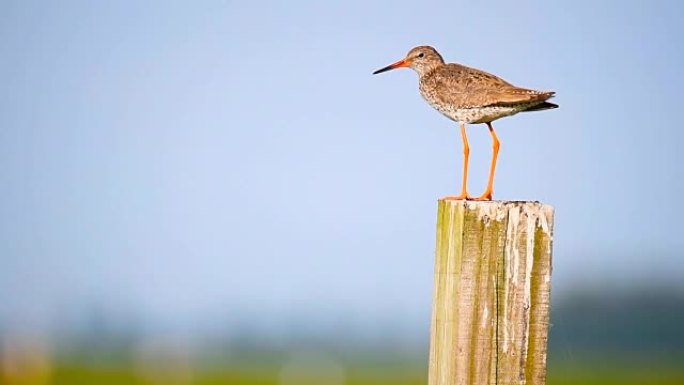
(1, 0, 683, 333)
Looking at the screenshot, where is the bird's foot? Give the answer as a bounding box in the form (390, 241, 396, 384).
(471, 191, 493, 201)
(441, 193, 473, 201)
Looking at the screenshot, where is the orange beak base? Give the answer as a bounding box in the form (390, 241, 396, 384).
(372, 59, 410, 75)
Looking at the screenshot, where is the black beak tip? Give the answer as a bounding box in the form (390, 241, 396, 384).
(372, 66, 391, 75)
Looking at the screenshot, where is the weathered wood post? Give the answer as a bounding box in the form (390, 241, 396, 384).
(428, 200, 554, 385)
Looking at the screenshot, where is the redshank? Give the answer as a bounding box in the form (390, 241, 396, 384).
(372, 46, 557, 201)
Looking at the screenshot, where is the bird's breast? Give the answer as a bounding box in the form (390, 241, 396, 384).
(419, 81, 460, 122)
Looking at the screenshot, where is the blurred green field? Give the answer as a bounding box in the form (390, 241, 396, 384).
(28, 359, 682, 385)
(3, 290, 683, 385)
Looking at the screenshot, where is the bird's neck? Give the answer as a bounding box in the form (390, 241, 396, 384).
(415, 62, 443, 78)
(418, 65, 441, 79)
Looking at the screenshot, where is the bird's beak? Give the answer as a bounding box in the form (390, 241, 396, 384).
(372, 58, 410, 75)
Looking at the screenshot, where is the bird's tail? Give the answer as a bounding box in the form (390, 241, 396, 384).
(524, 101, 559, 112)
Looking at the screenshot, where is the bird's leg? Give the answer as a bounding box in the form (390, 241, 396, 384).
(473, 122, 499, 201)
(442, 123, 473, 200)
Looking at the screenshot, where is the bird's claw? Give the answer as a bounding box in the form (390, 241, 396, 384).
(471, 191, 493, 201)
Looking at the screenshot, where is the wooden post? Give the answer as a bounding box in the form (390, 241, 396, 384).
(428, 200, 554, 385)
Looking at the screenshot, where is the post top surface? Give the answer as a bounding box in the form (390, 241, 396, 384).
(438, 199, 553, 209)
(437, 199, 555, 235)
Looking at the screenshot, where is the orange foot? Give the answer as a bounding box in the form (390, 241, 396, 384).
(471, 191, 493, 201)
(441, 193, 473, 201)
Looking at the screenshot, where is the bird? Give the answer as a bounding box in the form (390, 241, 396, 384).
(372, 45, 557, 201)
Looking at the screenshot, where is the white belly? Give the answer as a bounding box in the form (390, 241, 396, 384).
(432, 103, 533, 124)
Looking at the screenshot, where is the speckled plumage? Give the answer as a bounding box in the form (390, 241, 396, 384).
(408, 47, 556, 123)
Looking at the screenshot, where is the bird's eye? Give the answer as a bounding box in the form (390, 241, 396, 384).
(418, 53, 425, 58)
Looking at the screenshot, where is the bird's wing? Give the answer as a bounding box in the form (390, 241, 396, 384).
(430, 64, 554, 108)
(483, 87, 556, 107)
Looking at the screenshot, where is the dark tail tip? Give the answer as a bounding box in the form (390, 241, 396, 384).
(525, 102, 559, 112)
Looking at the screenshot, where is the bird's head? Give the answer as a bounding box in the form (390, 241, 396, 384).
(372, 46, 444, 77)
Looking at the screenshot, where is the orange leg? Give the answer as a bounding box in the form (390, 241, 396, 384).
(473, 122, 500, 201)
(442, 123, 473, 200)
